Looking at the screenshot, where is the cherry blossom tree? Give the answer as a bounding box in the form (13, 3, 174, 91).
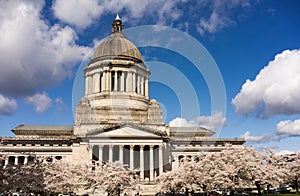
(156, 156, 210, 194)
(277, 152, 300, 193)
(43, 158, 88, 193)
(157, 146, 288, 195)
(203, 146, 286, 194)
(0, 155, 45, 195)
(156, 161, 190, 194)
(83, 161, 140, 195)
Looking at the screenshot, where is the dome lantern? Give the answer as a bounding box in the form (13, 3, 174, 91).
(112, 14, 124, 33)
(91, 14, 143, 63)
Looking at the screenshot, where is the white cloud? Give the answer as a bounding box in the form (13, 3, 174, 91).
(196, 0, 250, 36)
(52, 0, 253, 37)
(197, 11, 231, 36)
(169, 117, 192, 127)
(242, 118, 300, 144)
(26, 92, 52, 113)
(54, 97, 68, 111)
(0, 94, 18, 115)
(52, 0, 183, 28)
(55, 97, 64, 105)
(0, 1, 91, 97)
(276, 119, 300, 136)
(52, 0, 103, 29)
(169, 111, 226, 129)
(275, 150, 295, 156)
(232, 49, 300, 118)
(240, 131, 270, 143)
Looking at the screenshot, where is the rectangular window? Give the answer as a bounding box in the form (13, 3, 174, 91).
(135, 74, 138, 93)
(124, 72, 127, 92)
(111, 71, 115, 91)
(117, 71, 122, 91)
(100, 72, 103, 92)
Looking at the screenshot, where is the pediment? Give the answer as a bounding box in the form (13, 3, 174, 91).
(86, 124, 163, 138)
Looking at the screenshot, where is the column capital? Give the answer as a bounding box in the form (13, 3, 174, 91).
(140, 145, 145, 150)
(109, 144, 114, 149)
(119, 144, 124, 148)
(98, 145, 103, 149)
(149, 145, 155, 149)
(130, 145, 135, 150)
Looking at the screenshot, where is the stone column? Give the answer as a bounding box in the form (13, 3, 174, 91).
(121, 71, 125, 91)
(149, 145, 154, 181)
(130, 145, 134, 170)
(114, 71, 118, 91)
(101, 72, 105, 92)
(141, 77, 144, 96)
(119, 145, 124, 164)
(140, 145, 144, 180)
(137, 75, 140, 94)
(85, 75, 89, 95)
(89, 75, 93, 94)
(104, 70, 108, 92)
(89, 145, 93, 161)
(109, 145, 113, 163)
(145, 77, 149, 98)
(159, 145, 163, 175)
(14, 156, 18, 165)
(127, 71, 132, 92)
(94, 73, 100, 93)
(132, 72, 136, 93)
(173, 155, 179, 169)
(107, 70, 111, 92)
(24, 156, 28, 164)
(98, 145, 103, 162)
(4, 157, 8, 167)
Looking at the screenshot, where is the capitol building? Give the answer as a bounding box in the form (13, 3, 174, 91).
(0, 16, 245, 182)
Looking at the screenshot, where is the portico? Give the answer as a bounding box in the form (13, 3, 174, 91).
(85, 124, 168, 181)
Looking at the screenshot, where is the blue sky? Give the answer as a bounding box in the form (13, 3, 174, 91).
(0, 0, 300, 154)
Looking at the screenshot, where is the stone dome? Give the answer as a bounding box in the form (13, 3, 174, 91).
(92, 33, 142, 62)
(91, 16, 142, 63)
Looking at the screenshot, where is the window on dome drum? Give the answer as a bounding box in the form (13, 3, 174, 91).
(117, 71, 122, 91)
(124, 72, 127, 92)
(100, 72, 103, 92)
(111, 71, 115, 91)
(135, 74, 138, 93)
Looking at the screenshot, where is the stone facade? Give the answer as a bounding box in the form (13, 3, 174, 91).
(0, 16, 245, 184)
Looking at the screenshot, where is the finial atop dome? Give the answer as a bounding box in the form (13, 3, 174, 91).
(112, 14, 124, 33)
(115, 13, 121, 20)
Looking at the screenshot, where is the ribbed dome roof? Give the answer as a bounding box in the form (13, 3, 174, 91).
(92, 33, 142, 61)
(91, 16, 142, 62)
